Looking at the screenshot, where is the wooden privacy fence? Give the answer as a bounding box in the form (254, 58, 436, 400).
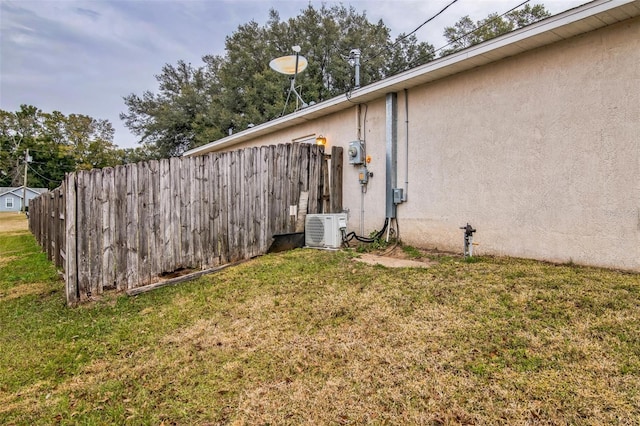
(29, 185, 66, 270)
(29, 143, 343, 305)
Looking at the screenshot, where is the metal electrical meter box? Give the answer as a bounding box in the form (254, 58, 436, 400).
(348, 140, 364, 165)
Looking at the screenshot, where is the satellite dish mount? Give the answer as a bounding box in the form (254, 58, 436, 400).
(270, 45, 309, 114)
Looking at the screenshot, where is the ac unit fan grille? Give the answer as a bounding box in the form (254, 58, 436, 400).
(306, 216, 325, 245)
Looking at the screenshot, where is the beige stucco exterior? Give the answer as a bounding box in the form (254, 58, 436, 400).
(398, 16, 639, 271)
(188, 6, 640, 271)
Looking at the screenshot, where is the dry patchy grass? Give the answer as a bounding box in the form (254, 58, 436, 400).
(0, 212, 28, 234)
(1, 223, 639, 424)
(0, 281, 52, 301)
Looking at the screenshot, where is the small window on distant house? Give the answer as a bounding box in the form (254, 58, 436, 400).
(6, 196, 14, 209)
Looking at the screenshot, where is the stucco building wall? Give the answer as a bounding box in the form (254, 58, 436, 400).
(396, 17, 640, 270)
(199, 16, 640, 271)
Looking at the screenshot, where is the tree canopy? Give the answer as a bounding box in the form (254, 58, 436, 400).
(122, 3, 552, 157)
(0, 105, 133, 189)
(121, 4, 435, 157)
(441, 4, 551, 55)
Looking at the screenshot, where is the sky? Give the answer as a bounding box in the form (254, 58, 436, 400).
(1, 0, 585, 149)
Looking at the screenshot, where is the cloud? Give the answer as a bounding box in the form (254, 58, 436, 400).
(74, 6, 101, 20)
(0, 0, 203, 147)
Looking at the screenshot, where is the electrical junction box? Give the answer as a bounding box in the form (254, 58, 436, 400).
(348, 140, 364, 165)
(393, 188, 404, 204)
(358, 167, 369, 185)
(305, 213, 348, 249)
(337, 215, 347, 230)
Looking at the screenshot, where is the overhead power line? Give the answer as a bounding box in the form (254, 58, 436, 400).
(363, 0, 460, 66)
(404, 0, 531, 71)
(393, 0, 460, 46)
(27, 164, 59, 183)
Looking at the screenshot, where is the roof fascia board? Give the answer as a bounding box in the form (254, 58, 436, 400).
(345, 0, 635, 99)
(6, 189, 25, 198)
(1, 187, 44, 198)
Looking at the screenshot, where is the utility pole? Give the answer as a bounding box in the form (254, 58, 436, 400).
(22, 149, 29, 213)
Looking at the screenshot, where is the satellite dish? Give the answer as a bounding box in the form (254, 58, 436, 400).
(270, 46, 309, 114)
(269, 55, 308, 75)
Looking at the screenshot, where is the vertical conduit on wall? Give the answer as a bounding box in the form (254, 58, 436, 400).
(404, 89, 409, 202)
(357, 103, 365, 236)
(385, 92, 398, 219)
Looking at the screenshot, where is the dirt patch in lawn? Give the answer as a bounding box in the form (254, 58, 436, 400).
(0, 281, 51, 301)
(354, 253, 434, 268)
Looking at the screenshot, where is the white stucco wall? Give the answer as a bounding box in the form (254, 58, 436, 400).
(200, 17, 640, 271)
(395, 17, 639, 270)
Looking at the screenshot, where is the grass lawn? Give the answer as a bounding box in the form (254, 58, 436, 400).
(1, 211, 639, 424)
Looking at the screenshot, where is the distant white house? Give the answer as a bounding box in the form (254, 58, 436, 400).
(0, 187, 48, 212)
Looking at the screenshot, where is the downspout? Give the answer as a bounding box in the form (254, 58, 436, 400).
(385, 93, 397, 219)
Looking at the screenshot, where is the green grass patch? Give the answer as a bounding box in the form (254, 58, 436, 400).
(1, 214, 639, 424)
(401, 244, 422, 259)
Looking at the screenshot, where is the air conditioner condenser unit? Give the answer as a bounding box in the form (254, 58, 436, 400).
(305, 213, 348, 249)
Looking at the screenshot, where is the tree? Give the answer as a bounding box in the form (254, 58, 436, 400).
(441, 4, 551, 55)
(121, 4, 434, 157)
(0, 106, 41, 186)
(118, 145, 163, 164)
(63, 113, 119, 170)
(0, 105, 122, 189)
(386, 33, 435, 76)
(121, 60, 217, 158)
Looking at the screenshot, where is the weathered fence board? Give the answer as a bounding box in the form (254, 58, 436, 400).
(126, 163, 139, 292)
(90, 169, 103, 298)
(65, 176, 77, 301)
(149, 160, 162, 280)
(308, 146, 321, 214)
(114, 165, 127, 291)
(28, 143, 343, 305)
(169, 157, 182, 270)
(321, 152, 331, 214)
(137, 162, 150, 286)
(102, 167, 115, 290)
(330, 146, 344, 214)
(219, 152, 230, 265)
(259, 147, 269, 254)
(77, 172, 90, 301)
(208, 153, 220, 267)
